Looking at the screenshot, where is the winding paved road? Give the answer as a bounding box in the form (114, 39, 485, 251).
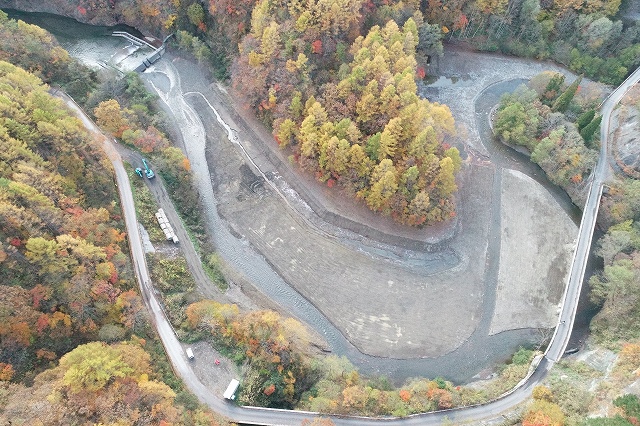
(546, 65, 640, 363)
(59, 60, 640, 424)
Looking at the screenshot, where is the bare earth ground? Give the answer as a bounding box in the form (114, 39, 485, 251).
(139, 45, 581, 376)
(208, 109, 489, 357)
(424, 45, 591, 334)
(490, 169, 577, 334)
(184, 340, 240, 397)
(163, 45, 577, 357)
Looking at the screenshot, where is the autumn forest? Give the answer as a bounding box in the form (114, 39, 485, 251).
(0, 11, 223, 423)
(1, 0, 640, 424)
(9, 0, 635, 226)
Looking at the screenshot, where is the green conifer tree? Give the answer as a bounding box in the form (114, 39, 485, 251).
(580, 115, 602, 146)
(576, 109, 596, 131)
(552, 75, 582, 113)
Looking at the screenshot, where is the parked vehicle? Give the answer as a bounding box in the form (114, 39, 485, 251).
(142, 158, 155, 179)
(223, 379, 240, 400)
(135, 167, 143, 178)
(186, 347, 194, 360)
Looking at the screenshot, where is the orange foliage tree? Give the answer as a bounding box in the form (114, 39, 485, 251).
(185, 300, 311, 408)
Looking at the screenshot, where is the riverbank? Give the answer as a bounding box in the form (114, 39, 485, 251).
(3, 7, 585, 383)
(141, 46, 580, 382)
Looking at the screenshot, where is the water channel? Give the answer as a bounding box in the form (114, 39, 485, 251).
(3, 8, 597, 384)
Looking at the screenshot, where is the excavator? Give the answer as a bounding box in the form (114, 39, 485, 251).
(142, 159, 155, 179)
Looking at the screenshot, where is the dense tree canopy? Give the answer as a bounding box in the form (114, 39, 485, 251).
(0, 340, 220, 425)
(0, 60, 139, 378)
(0, 10, 96, 102)
(0, 60, 223, 424)
(7, 0, 639, 88)
(233, 2, 459, 225)
(494, 76, 598, 204)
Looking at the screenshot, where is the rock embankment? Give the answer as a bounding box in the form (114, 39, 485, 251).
(1, 0, 171, 37)
(2, 0, 115, 25)
(612, 86, 640, 177)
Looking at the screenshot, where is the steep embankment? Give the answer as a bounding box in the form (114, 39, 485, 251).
(0, 0, 171, 36)
(1, 0, 116, 24)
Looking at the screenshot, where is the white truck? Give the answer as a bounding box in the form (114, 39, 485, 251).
(223, 379, 240, 400)
(185, 347, 194, 360)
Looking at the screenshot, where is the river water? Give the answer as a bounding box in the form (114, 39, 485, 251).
(4, 8, 598, 384)
(4, 9, 152, 72)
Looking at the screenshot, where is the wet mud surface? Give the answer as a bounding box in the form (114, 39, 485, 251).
(139, 46, 582, 382)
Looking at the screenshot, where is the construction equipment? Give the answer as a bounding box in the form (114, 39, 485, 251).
(135, 167, 143, 178)
(142, 159, 155, 179)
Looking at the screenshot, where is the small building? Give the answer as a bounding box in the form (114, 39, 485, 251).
(223, 379, 240, 400)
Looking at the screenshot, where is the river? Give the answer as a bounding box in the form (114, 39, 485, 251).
(4, 9, 151, 72)
(3, 8, 598, 384)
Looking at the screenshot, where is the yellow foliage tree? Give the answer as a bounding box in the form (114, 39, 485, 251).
(93, 99, 130, 138)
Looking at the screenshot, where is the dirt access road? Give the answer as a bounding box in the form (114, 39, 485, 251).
(142, 45, 579, 383)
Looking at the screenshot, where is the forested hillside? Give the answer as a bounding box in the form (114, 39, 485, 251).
(0, 61, 222, 424)
(236, 11, 460, 225)
(7, 0, 636, 86)
(4, 0, 640, 224)
(0, 60, 127, 375)
(0, 10, 96, 102)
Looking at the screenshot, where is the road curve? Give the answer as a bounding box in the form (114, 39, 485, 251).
(545, 65, 640, 363)
(58, 62, 640, 425)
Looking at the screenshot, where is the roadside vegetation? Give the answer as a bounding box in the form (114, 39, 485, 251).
(179, 295, 539, 415)
(518, 342, 640, 425)
(0, 59, 224, 424)
(4, 0, 640, 423)
(492, 72, 640, 424)
(128, 167, 165, 242)
(590, 86, 640, 347)
(88, 71, 223, 278)
(494, 71, 602, 205)
(294, 347, 535, 416)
